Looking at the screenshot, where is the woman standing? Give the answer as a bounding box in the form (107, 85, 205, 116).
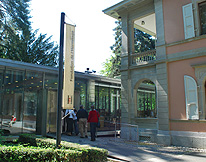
(88, 105, 100, 141)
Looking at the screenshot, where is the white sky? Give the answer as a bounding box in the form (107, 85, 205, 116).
(30, 0, 122, 74)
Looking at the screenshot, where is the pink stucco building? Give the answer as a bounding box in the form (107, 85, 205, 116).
(104, 0, 206, 148)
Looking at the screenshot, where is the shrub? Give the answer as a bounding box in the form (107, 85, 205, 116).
(0, 134, 108, 162)
(18, 134, 37, 146)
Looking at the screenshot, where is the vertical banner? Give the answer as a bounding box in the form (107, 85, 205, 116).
(62, 23, 75, 109)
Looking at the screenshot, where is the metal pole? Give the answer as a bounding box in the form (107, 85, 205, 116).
(56, 12, 65, 148)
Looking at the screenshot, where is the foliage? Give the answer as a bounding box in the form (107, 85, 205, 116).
(18, 133, 37, 146)
(0, 144, 84, 162)
(100, 21, 121, 78)
(101, 21, 155, 78)
(0, 0, 58, 66)
(134, 28, 155, 53)
(12, 134, 108, 162)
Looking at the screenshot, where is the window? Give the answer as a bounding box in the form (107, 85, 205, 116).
(184, 75, 199, 120)
(182, 3, 195, 39)
(137, 81, 156, 118)
(199, 1, 206, 35)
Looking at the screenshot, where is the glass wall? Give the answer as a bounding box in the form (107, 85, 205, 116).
(1, 69, 25, 134)
(0, 62, 122, 135)
(23, 70, 42, 133)
(137, 81, 156, 118)
(95, 85, 121, 131)
(0, 66, 45, 135)
(75, 79, 87, 108)
(46, 73, 58, 134)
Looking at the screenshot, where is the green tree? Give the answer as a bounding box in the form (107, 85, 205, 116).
(101, 21, 155, 78)
(0, 0, 58, 66)
(134, 28, 155, 53)
(100, 21, 121, 78)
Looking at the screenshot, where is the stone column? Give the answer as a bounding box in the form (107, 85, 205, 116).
(120, 12, 137, 140)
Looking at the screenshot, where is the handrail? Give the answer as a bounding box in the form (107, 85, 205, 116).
(131, 49, 156, 65)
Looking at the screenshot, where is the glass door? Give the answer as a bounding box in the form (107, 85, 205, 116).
(47, 90, 57, 133)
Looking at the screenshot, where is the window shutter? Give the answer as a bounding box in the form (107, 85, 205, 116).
(182, 3, 195, 39)
(184, 75, 199, 120)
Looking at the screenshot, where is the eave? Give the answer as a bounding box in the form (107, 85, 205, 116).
(103, 0, 145, 19)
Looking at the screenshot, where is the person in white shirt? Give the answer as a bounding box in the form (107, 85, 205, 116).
(65, 109, 75, 136)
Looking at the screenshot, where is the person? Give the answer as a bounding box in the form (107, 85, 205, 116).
(61, 109, 66, 133)
(88, 105, 100, 141)
(65, 108, 75, 136)
(9, 115, 16, 127)
(73, 108, 79, 136)
(76, 105, 88, 138)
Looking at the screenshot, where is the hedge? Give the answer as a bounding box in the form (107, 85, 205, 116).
(0, 145, 82, 162)
(0, 134, 108, 162)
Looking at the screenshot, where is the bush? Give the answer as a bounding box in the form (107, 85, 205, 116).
(0, 145, 83, 162)
(0, 134, 108, 162)
(18, 134, 37, 146)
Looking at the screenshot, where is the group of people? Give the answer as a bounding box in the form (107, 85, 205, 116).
(63, 105, 100, 141)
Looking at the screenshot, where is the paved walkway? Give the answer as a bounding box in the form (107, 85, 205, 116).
(49, 133, 206, 162)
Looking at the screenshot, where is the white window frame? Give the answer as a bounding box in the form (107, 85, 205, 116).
(191, 0, 206, 36)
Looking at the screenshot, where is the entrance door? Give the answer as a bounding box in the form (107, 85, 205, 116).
(47, 90, 57, 133)
(74, 91, 80, 109)
(111, 91, 121, 129)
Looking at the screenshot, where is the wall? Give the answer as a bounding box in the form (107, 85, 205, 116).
(163, 0, 191, 44)
(168, 57, 206, 120)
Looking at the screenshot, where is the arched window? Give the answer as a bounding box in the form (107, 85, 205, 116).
(137, 80, 156, 118)
(184, 75, 199, 120)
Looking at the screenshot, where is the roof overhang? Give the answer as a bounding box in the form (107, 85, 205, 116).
(103, 0, 156, 37)
(103, 0, 145, 19)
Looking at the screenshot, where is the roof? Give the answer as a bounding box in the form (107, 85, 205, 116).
(103, 0, 145, 19)
(0, 58, 121, 85)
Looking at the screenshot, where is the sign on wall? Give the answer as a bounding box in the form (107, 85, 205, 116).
(62, 23, 75, 109)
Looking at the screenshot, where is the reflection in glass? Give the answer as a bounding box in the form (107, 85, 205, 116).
(75, 79, 87, 108)
(47, 90, 57, 133)
(45, 73, 58, 89)
(137, 81, 156, 118)
(1, 69, 25, 134)
(22, 71, 43, 133)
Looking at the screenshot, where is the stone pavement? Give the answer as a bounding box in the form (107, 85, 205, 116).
(48, 133, 206, 162)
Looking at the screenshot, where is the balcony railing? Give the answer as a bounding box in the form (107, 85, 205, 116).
(131, 49, 156, 65)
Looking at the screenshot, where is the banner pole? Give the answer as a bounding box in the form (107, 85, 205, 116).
(56, 12, 65, 148)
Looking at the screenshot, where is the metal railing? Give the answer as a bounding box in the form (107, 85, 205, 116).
(97, 119, 139, 142)
(131, 49, 156, 65)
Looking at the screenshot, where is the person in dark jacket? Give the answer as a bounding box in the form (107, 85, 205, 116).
(88, 105, 100, 141)
(77, 105, 88, 138)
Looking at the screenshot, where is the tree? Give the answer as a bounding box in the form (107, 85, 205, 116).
(101, 21, 155, 78)
(0, 0, 58, 66)
(100, 21, 121, 78)
(134, 28, 155, 53)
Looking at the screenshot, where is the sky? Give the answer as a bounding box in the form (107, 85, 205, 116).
(30, 0, 122, 74)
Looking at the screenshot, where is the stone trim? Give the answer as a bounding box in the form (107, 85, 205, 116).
(170, 119, 206, 123)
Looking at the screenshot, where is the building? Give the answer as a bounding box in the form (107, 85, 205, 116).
(0, 58, 121, 136)
(104, 0, 206, 148)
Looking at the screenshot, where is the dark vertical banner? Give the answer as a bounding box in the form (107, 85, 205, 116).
(62, 24, 75, 109)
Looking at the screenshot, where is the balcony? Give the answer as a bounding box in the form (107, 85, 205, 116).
(130, 49, 156, 66)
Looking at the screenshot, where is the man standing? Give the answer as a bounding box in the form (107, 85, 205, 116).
(65, 109, 75, 136)
(88, 105, 100, 141)
(77, 105, 88, 138)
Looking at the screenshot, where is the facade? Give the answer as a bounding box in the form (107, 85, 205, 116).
(104, 0, 206, 148)
(0, 58, 121, 136)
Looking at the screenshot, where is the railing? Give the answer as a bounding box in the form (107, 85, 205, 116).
(131, 49, 156, 65)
